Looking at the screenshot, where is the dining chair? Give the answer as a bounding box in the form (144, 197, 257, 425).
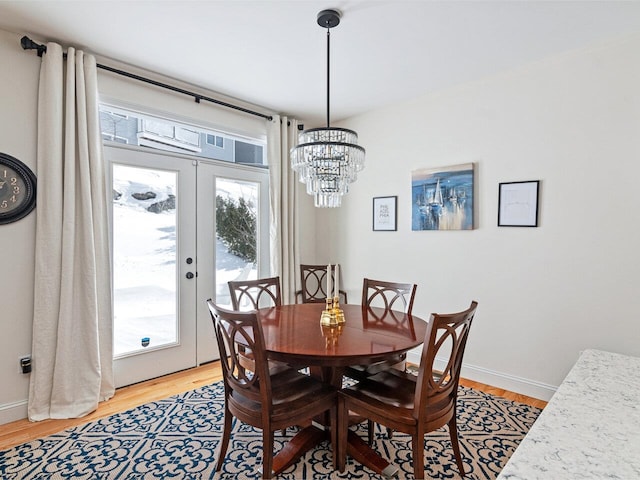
(207, 300, 338, 479)
(227, 276, 292, 378)
(344, 278, 418, 442)
(345, 278, 417, 381)
(337, 301, 479, 479)
(362, 277, 417, 314)
(296, 264, 348, 304)
(228, 276, 282, 310)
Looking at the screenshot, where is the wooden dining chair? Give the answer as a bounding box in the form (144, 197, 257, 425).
(296, 264, 348, 304)
(207, 300, 338, 479)
(337, 301, 478, 479)
(345, 278, 417, 381)
(344, 278, 418, 442)
(362, 277, 417, 314)
(227, 276, 292, 377)
(228, 276, 282, 311)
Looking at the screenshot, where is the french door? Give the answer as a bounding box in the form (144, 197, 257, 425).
(105, 145, 269, 387)
(195, 160, 270, 364)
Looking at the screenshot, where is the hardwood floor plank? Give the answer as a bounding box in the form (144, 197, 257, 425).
(0, 362, 545, 451)
(459, 378, 548, 409)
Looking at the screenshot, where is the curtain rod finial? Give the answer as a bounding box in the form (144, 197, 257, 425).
(21, 35, 47, 57)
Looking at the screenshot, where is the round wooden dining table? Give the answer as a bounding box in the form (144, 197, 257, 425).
(257, 302, 429, 477)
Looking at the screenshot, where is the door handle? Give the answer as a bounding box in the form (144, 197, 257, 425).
(186, 272, 195, 279)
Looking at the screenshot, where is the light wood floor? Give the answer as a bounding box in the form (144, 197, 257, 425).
(0, 362, 546, 451)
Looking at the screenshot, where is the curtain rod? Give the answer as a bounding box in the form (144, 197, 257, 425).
(20, 36, 274, 121)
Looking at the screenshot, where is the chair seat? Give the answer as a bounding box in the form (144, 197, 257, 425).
(342, 371, 415, 423)
(344, 353, 406, 381)
(237, 346, 292, 375)
(229, 368, 336, 428)
(341, 371, 456, 429)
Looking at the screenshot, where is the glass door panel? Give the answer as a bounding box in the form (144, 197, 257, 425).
(214, 177, 259, 309)
(112, 164, 178, 356)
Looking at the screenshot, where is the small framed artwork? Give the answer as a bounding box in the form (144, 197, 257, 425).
(498, 180, 540, 227)
(373, 196, 397, 231)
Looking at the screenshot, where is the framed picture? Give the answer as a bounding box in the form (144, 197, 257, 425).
(411, 163, 474, 231)
(373, 196, 397, 231)
(498, 180, 540, 227)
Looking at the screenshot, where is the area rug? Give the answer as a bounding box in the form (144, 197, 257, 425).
(0, 382, 540, 479)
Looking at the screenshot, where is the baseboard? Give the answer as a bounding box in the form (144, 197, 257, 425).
(0, 399, 28, 425)
(406, 351, 557, 402)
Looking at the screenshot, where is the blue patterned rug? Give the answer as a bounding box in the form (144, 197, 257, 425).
(0, 381, 540, 479)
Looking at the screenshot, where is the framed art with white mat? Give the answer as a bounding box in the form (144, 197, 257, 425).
(498, 180, 540, 227)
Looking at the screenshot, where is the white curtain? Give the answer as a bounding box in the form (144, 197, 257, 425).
(267, 115, 300, 304)
(29, 43, 114, 420)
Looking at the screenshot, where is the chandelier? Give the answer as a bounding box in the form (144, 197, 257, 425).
(290, 9, 365, 208)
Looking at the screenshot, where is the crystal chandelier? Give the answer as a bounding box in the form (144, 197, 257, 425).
(290, 9, 365, 208)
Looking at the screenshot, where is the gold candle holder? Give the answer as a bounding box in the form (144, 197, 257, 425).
(321, 323, 343, 349)
(333, 296, 345, 324)
(320, 297, 337, 326)
(320, 296, 346, 325)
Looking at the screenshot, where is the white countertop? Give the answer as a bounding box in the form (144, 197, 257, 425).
(497, 349, 640, 479)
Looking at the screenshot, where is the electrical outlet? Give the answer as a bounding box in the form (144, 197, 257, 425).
(20, 355, 32, 374)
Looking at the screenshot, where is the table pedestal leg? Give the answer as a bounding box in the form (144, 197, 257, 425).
(271, 365, 397, 477)
(272, 424, 398, 478)
(346, 430, 399, 478)
(272, 424, 327, 475)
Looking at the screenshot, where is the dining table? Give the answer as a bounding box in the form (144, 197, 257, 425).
(256, 302, 429, 477)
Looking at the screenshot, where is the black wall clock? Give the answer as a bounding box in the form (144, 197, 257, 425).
(0, 152, 37, 224)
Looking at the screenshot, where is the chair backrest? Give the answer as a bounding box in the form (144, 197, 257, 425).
(228, 276, 282, 311)
(361, 278, 417, 314)
(207, 300, 271, 405)
(413, 301, 478, 420)
(299, 264, 346, 303)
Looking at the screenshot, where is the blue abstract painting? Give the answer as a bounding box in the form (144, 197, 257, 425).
(412, 163, 474, 230)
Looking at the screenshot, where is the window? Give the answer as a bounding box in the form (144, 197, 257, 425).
(99, 105, 266, 167)
(206, 134, 224, 148)
(100, 110, 137, 146)
(235, 140, 264, 165)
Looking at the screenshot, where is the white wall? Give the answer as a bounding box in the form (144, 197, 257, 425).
(0, 29, 40, 424)
(322, 34, 640, 400)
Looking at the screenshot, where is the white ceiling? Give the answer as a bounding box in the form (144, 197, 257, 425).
(2, 1, 640, 125)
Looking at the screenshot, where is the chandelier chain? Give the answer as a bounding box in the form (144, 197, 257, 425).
(326, 28, 331, 128)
